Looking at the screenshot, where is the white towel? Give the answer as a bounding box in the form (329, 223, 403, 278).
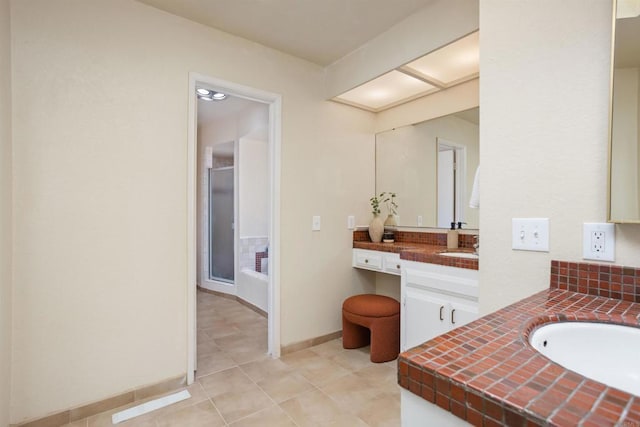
(469, 165, 480, 208)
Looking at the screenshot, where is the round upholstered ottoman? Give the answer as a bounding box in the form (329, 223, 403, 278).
(342, 294, 400, 363)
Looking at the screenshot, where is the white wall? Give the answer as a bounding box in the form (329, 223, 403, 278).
(478, 0, 637, 315)
(10, 0, 374, 422)
(239, 138, 269, 238)
(0, 0, 12, 425)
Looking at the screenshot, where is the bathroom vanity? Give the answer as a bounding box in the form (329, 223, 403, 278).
(352, 229, 479, 360)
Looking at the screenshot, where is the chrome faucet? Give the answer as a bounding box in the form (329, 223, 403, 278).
(473, 235, 479, 255)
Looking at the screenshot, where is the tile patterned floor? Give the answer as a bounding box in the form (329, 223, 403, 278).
(66, 290, 400, 426)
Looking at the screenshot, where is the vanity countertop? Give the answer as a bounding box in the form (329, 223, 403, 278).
(353, 240, 479, 270)
(398, 267, 640, 426)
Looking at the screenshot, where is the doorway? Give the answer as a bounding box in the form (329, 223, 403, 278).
(436, 138, 466, 228)
(187, 73, 282, 384)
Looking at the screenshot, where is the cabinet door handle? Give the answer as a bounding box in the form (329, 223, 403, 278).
(451, 308, 456, 324)
(439, 306, 444, 321)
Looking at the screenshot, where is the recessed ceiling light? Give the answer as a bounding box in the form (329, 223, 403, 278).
(212, 92, 227, 100)
(196, 88, 211, 96)
(198, 95, 214, 101)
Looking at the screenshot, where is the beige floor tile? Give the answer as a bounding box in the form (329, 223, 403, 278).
(279, 389, 366, 427)
(198, 367, 255, 398)
(201, 323, 241, 340)
(63, 420, 88, 427)
(239, 357, 293, 382)
(196, 350, 238, 377)
(308, 338, 346, 358)
(225, 343, 269, 365)
(196, 338, 220, 357)
(212, 386, 274, 423)
(295, 356, 351, 387)
(257, 372, 315, 403)
(352, 363, 398, 386)
(154, 400, 225, 427)
(228, 405, 296, 427)
(354, 392, 401, 427)
(320, 373, 391, 416)
(330, 347, 375, 372)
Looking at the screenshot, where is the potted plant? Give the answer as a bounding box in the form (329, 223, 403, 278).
(382, 192, 398, 226)
(368, 193, 385, 243)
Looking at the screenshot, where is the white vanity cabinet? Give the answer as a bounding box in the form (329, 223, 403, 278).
(401, 260, 478, 352)
(352, 249, 401, 276)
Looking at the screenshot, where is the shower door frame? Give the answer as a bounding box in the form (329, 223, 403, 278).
(187, 73, 282, 385)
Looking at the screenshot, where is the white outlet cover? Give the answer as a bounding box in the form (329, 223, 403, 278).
(583, 223, 614, 261)
(512, 218, 549, 252)
(312, 215, 321, 231)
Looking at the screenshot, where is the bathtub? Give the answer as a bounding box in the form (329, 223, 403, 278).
(237, 268, 268, 314)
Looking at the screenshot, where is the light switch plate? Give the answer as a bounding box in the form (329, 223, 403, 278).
(512, 218, 549, 252)
(312, 215, 321, 231)
(347, 215, 355, 230)
(583, 223, 614, 261)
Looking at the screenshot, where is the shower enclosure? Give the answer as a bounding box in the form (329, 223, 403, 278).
(208, 148, 235, 283)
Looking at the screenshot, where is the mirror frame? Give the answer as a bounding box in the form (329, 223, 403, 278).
(607, 0, 640, 223)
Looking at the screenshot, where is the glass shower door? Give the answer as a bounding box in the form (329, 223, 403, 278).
(209, 166, 235, 283)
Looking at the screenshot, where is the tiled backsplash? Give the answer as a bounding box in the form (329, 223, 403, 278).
(239, 237, 269, 273)
(353, 229, 476, 248)
(550, 260, 640, 302)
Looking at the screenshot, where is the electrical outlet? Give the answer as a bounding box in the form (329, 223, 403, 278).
(591, 231, 605, 253)
(583, 223, 614, 261)
(417, 215, 423, 226)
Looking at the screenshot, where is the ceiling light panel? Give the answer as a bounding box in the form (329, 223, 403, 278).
(335, 70, 437, 111)
(405, 31, 479, 85)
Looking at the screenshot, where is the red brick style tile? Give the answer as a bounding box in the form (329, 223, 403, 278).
(398, 259, 640, 426)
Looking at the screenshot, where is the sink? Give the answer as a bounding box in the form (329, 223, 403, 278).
(439, 252, 479, 260)
(530, 322, 640, 396)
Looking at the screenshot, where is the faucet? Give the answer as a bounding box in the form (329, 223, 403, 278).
(473, 235, 479, 255)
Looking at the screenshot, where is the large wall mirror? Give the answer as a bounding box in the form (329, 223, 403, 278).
(609, 1, 640, 222)
(376, 107, 479, 229)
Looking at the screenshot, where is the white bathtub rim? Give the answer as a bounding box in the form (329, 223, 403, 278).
(529, 321, 640, 397)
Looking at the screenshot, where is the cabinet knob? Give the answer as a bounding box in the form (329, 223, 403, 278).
(451, 308, 456, 324)
(396, 264, 401, 269)
(364, 259, 369, 263)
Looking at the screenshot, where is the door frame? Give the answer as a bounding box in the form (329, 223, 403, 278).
(187, 72, 282, 384)
(436, 138, 467, 227)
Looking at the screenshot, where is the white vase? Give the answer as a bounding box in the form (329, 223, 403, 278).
(384, 214, 397, 227)
(368, 215, 384, 243)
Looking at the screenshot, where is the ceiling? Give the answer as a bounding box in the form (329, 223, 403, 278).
(135, 0, 437, 66)
(334, 31, 479, 112)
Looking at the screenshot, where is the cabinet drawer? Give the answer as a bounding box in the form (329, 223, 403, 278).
(353, 249, 383, 271)
(383, 253, 402, 275)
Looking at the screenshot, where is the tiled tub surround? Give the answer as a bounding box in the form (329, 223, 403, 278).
(239, 236, 269, 273)
(398, 260, 640, 427)
(353, 230, 478, 270)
